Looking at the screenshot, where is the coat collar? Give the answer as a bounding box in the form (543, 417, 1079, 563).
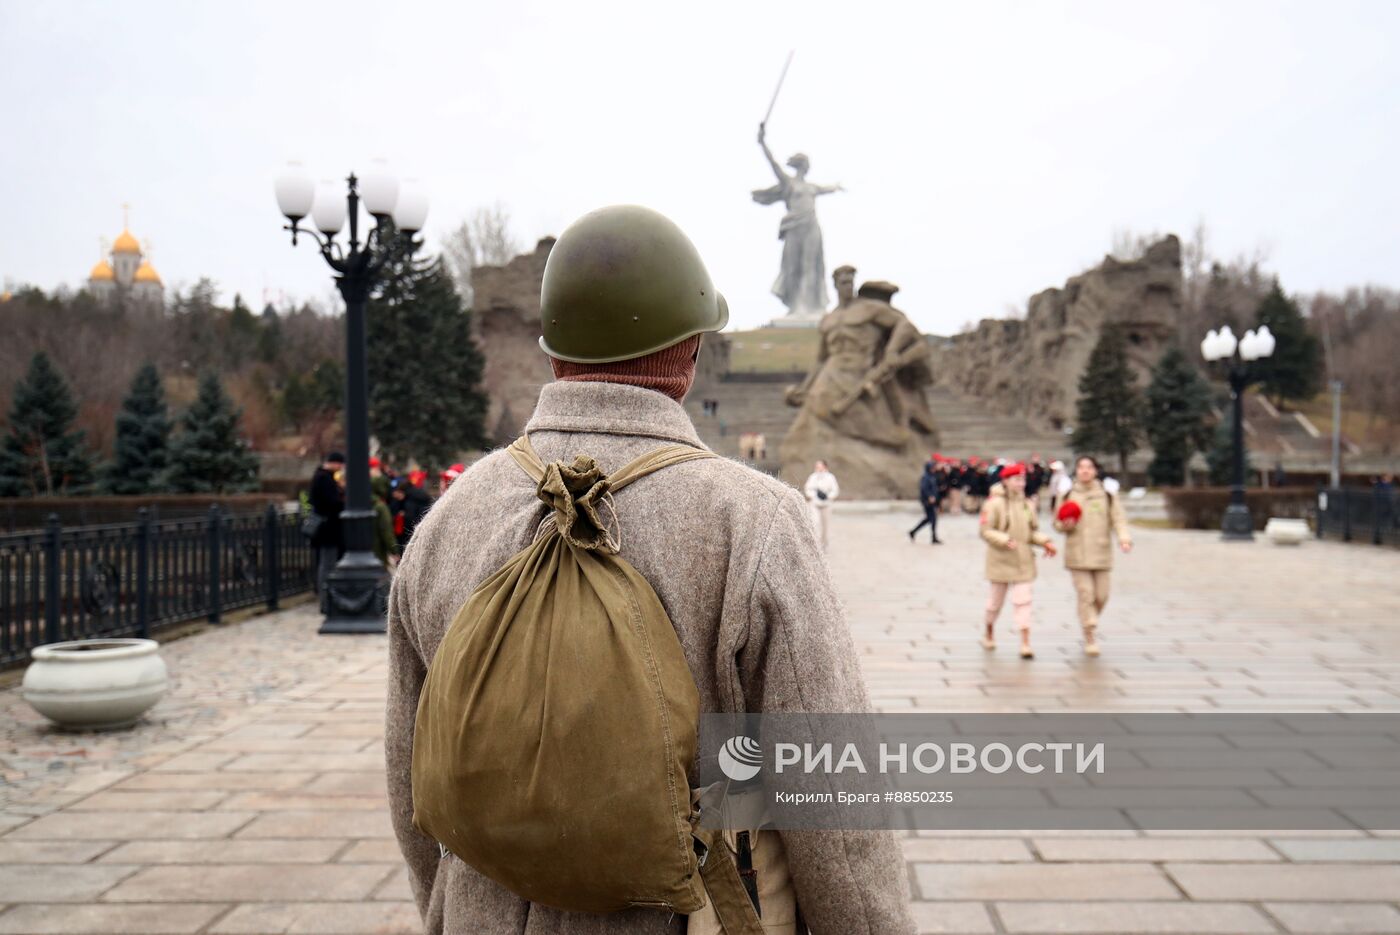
(523, 380, 708, 449)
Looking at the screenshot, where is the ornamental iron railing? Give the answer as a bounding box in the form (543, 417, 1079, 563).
(0, 505, 313, 668)
(1315, 487, 1400, 547)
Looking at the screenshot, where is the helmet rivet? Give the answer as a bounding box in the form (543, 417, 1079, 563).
(633, 316, 639, 322)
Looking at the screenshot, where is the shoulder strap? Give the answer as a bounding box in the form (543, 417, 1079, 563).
(506, 435, 547, 484)
(507, 434, 717, 492)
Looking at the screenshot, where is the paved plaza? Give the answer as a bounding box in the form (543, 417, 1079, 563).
(2, 507, 1399, 934)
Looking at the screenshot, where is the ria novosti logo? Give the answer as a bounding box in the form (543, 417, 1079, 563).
(718, 735, 763, 781)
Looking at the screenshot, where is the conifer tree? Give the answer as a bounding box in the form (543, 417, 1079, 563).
(1144, 346, 1214, 486)
(164, 373, 260, 493)
(1206, 407, 1251, 487)
(1071, 327, 1145, 474)
(0, 352, 94, 497)
(367, 223, 488, 470)
(1251, 282, 1321, 407)
(102, 363, 172, 494)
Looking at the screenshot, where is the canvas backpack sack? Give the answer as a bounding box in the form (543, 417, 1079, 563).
(411, 434, 716, 913)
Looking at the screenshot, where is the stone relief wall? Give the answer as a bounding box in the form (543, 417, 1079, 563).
(933, 236, 1183, 432)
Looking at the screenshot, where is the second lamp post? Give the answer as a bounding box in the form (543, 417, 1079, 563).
(1200, 324, 1276, 541)
(275, 160, 429, 633)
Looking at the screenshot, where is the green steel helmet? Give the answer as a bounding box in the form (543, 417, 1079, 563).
(539, 205, 729, 364)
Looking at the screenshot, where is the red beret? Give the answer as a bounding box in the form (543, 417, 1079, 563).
(1000, 462, 1026, 479)
(1057, 500, 1082, 522)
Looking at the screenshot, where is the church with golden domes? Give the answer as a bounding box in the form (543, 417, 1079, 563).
(88, 209, 163, 305)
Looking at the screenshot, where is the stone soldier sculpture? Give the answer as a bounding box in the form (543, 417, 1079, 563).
(847, 280, 937, 441)
(752, 124, 843, 321)
(785, 264, 853, 410)
(786, 274, 934, 447)
(780, 269, 938, 498)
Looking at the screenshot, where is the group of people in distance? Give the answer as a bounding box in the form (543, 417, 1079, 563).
(909, 454, 1058, 546)
(305, 451, 448, 600)
(800, 450, 1133, 659)
(911, 453, 1132, 660)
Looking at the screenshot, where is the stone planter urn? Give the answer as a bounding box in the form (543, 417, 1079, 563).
(1264, 517, 1310, 546)
(22, 638, 168, 730)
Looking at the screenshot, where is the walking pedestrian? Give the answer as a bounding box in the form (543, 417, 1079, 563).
(1054, 455, 1132, 657)
(307, 451, 346, 606)
(979, 463, 1056, 659)
(909, 459, 941, 544)
(385, 205, 912, 934)
(804, 458, 840, 550)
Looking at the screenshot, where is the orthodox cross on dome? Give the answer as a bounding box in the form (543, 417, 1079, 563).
(122, 203, 130, 228)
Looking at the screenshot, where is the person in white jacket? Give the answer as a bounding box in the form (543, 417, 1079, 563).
(803, 460, 840, 550)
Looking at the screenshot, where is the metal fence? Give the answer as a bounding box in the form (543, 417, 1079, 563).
(0, 505, 314, 669)
(1316, 487, 1400, 547)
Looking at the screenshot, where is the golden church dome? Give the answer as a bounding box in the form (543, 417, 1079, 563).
(112, 229, 141, 254)
(90, 259, 116, 281)
(134, 261, 162, 285)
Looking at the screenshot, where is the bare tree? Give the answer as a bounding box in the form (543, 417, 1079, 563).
(441, 203, 521, 306)
(1309, 287, 1400, 452)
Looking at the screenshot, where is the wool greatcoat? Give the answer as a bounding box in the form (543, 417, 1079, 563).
(386, 380, 915, 935)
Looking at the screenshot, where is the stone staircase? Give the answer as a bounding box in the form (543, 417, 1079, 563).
(1242, 395, 1340, 465)
(684, 376, 1077, 471)
(924, 386, 1076, 462)
(681, 371, 1382, 485)
(684, 374, 795, 472)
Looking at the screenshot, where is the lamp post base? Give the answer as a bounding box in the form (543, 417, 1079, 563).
(1221, 503, 1255, 541)
(320, 549, 389, 634)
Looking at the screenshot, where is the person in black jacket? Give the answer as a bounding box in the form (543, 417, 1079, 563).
(945, 460, 964, 514)
(308, 451, 346, 603)
(908, 460, 942, 544)
(392, 471, 434, 549)
(1025, 454, 1046, 511)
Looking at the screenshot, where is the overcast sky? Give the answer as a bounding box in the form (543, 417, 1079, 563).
(2, 1, 1397, 336)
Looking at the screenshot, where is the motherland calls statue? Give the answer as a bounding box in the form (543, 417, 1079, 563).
(752, 124, 843, 323)
(779, 268, 939, 498)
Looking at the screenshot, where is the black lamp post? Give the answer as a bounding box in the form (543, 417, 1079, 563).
(1200, 324, 1276, 541)
(275, 161, 429, 633)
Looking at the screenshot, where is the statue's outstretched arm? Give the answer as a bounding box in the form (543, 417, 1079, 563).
(816, 182, 845, 195)
(758, 133, 788, 185)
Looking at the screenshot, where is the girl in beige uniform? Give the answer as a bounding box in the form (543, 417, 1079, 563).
(979, 463, 1056, 659)
(1054, 456, 1133, 657)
